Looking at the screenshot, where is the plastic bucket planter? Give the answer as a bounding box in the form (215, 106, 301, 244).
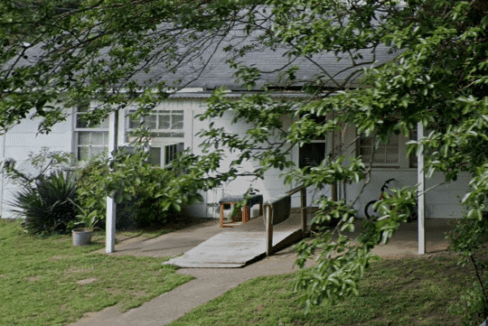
(72, 228, 93, 246)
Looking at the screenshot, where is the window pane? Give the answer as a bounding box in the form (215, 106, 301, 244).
(145, 114, 157, 129)
(360, 134, 373, 147)
(91, 147, 107, 158)
(388, 134, 399, 145)
(91, 132, 104, 145)
(78, 132, 91, 145)
(148, 147, 161, 166)
(299, 143, 326, 168)
(99, 118, 109, 129)
(360, 146, 372, 158)
(375, 150, 386, 163)
(386, 149, 399, 164)
(158, 112, 171, 129)
(359, 133, 400, 165)
(76, 113, 89, 128)
(129, 119, 140, 129)
(78, 147, 90, 161)
(128, 111, 140, 129)
(77, 103, 90, 112)
(76, 113, 109, 129)
(172, 111, 184, 129)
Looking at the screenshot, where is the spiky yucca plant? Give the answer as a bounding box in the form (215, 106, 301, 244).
(11, 171, 78, 235)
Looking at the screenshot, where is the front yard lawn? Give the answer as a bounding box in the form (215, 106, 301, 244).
(0, 219, 193, 326)
(169, 254, 480, 326)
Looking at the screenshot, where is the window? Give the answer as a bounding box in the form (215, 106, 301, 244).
(126, 108, 186, 168)
(127, 109, 184, 138)
(359, 133, 400, 166)
(299, 115, 327, 168)
(148, 142, 185, 167)
(299, 143, 326, 168)
(409, 130, 418, 168)
(119, 142, 184, 167)
(74, 105, 109, 161)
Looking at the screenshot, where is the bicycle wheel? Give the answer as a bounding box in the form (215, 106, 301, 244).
(364, 200, 379, 220)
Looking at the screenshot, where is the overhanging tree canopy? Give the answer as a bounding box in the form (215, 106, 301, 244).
(1, 0, 488, 312)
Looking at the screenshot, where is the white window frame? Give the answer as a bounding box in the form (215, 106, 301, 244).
(357, 131, 410, 168)
(122, 139, 184, 168)
(299, 141, 327, 168)
(74, 104, 109, 161)
(126, 109, 185, 139)
(298, 114, 327, 168)
(125, 108, 186, 167)
(149, 141, 185, 167)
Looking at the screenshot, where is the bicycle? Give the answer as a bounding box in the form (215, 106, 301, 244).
(364, 178, 417, 222)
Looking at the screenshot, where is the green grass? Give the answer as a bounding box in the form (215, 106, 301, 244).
(0, 219, 193, 326)
(169, 254, 480, 326)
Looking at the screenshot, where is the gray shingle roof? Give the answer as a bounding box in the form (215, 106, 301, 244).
(3, 11, 399, 93)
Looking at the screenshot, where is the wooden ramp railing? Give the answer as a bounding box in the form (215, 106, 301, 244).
(264, 185, 308, 256)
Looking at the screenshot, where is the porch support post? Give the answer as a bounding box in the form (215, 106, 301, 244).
(331, 182, 337, 201)
(265, 204, 273, 256)
(417, 122, 425, 255)
(106, 110, 119, 254)
(300, 187, 307, 234)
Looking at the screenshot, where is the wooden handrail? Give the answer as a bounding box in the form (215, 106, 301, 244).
(265, 184, 308, 256)
(286, 185, 304, 196)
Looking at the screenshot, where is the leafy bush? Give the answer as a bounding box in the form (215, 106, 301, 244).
(448, 215, 488, 324)
(10, 171, 78, 235)
(76, 159, 108, 228)
(76, 147, 204, 229)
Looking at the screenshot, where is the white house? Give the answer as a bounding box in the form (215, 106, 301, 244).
(0, 97, 470, 221)
(0, 24, 469, 220)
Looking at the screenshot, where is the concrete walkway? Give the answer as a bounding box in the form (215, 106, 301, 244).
(72, 218, 455, 326)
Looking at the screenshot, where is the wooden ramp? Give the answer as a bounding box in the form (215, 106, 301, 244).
(165, 213, 306, 268)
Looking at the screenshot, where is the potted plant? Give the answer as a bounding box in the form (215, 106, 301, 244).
(245, 183, 259, 196)
(72, 209, 99, 247)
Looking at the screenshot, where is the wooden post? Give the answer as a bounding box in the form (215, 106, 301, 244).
(300, 187, 307, 234)
(331, 182, 337, 201)
(266, 204, 273, 256)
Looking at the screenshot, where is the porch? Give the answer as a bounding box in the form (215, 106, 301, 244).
(104, 210, 455, 268)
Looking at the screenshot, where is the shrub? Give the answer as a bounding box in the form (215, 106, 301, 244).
(76, 148, 203, 229)
(76, 159, 108, 228)
(10, 171, 78, 235)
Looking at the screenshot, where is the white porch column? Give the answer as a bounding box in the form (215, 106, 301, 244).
(417, 122, 425, 255)
(106, 110, 119, 254)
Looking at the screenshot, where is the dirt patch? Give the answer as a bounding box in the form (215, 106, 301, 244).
(28, 276, 40, 282)
(50, 255, 68, 261)
(66, 267, 94, 275)
(77, 278, 97, 285)
(105, 288, 123, 295)
(131, 290, 147, 297)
